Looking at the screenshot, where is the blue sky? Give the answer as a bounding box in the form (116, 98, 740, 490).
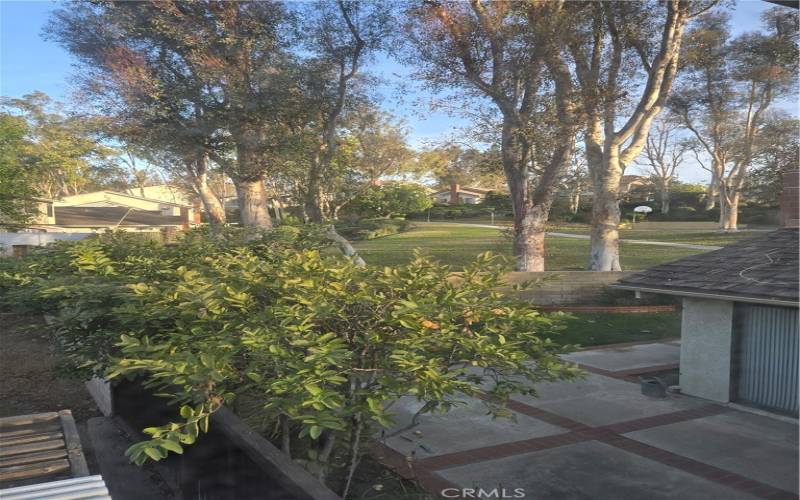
(0, 0, 790, 183)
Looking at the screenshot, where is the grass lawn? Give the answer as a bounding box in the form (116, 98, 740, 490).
(546, 224, 761, 247)
(353, 222, 703, 270)
(555, 312, 681, 347)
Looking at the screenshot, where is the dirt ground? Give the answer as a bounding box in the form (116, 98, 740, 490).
(0, 313, 99, 421)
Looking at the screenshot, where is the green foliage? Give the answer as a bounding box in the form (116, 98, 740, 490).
(1, 227, 578, 491)
(0, 113, 38, 226)
(344, 183, 432, 218)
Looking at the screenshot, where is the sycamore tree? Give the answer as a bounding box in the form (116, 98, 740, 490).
(670, 8, 799, 231)
(636, 118, 689, 214)
(561, 0, 714, 270)
(296, 1, 392, 223)
(402, 1, 580, 271)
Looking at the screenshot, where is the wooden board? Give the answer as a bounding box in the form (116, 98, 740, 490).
(0, 409, 89, 488)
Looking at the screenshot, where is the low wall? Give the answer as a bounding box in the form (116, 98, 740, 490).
(111, 380, 340, 500)
(503, 271, 635, 306)
(0, 232, 91, 256)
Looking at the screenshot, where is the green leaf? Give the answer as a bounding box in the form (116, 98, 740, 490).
(309, 425, 322, 439)
(159, 439, 184, 454)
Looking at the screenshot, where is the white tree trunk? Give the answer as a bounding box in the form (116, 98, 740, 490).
(588, 154, 623, 271)
(236, 179, 273, 228)
(721, 191, 739, 232)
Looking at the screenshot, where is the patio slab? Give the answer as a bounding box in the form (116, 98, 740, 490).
(625, 411, 800, 494)
(436, 440, 757, 500)
(512, 372, 704, 426)
(382, 396, 566, 458)
(562, 342, 680, 372)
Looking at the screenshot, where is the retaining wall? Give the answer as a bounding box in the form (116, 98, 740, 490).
(502, 271, 635, 306)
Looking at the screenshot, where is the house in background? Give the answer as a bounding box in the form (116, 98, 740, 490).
(613, 171, 800, 417)
(430, 185, 491, 205)
(125, 184, 194, 207)
(55, 190, 197, 222)
(1, 190, 195, 256)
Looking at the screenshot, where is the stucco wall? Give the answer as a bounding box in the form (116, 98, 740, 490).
(679, 297, 734, 403)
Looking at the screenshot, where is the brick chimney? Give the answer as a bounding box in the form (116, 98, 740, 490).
(780, 170, 799, 228)
(449, 183, 460, 204)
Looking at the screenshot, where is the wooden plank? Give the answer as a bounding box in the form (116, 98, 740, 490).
(0, 439, 65, 458)
(0, 413, 59, 429)
(0, 449, 68, 468)
(0, 423, 62, 439)
(0, 431, 63, 447)
(0, 458, 70, 482)
(58, 410, 89, 477)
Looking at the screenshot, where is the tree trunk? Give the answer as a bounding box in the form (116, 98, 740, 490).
(304, 166, 324, 223)
(236, 179, 273, 228)
(569, 190, 581, 215)
(195, 171, 227, 226)
(704, 171, 718, 210)
(587, 153, 623, 271)
(721, 191, 739, 232)
(512, 206, 548, 272)
(660, 186, 670, 215)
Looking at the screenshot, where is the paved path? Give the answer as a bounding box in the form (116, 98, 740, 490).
(374, 340, 798, 500)
(437, 222, 723, 251)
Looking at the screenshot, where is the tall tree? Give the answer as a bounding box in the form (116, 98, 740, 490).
(403, 1, 580, 271)
(671, 7, 798, 231)
(637, 118, 688, 214)
(745, 116, 800, 206)
(48, 1, 294, 228)
(323, 108, 414, 218)
(0, 113, 38, 226)
(0, 93, 117, 199)
(565, 0, 712, 270)
(299, 1, 390, 222)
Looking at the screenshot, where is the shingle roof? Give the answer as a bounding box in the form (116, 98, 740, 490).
(55, 206, 183, 227)
(615, 228, 799, 306)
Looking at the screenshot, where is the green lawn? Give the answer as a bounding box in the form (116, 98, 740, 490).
(555, 312, 681, 347)
(353, 222, 703, 270)
(546, 224, 761, 247)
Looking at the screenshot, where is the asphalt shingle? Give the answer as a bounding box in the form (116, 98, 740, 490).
(616, 229, 798, 304)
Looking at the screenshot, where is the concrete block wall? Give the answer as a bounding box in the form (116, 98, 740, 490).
(502, 271, 633, 306)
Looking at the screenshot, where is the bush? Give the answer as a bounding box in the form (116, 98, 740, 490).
(343, 183, 432, 218)
(0, 228, 579, 496)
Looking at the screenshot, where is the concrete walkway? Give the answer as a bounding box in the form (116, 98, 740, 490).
(438, 222, 723, 251)
(374, 340, 799, 500)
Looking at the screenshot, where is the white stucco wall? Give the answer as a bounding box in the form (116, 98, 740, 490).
(679, 297, 734, 403)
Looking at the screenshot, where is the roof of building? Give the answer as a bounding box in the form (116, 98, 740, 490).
(55, 206, 183, 227)
(57, 190, 193, 208)
(614, 228, 799, 306)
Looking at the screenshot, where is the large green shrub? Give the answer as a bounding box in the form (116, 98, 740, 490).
(0, 227, 579, 497)
(344, 183, 432, 218)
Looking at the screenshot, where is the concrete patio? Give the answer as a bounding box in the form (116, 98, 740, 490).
(374, 340, 799, 500)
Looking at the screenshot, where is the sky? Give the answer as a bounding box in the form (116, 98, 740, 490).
(0, 0, 792, 184)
